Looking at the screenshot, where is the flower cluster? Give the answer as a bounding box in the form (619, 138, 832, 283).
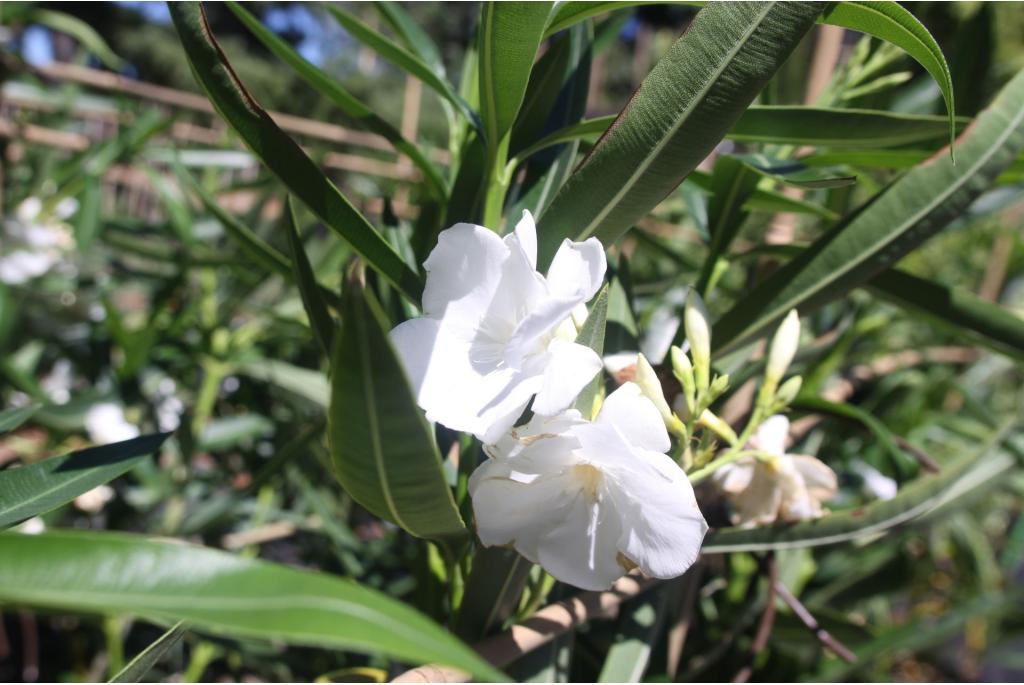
(392, 212, 837, 589)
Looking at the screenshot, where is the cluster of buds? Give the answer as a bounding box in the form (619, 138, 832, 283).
(630, 289, 805, 473)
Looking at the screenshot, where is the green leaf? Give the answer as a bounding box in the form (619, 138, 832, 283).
(0, 433, 168, 529)
(537, 2, 822, 266)
(478, 1, 554, 154)
(545, 2, 957, 150)
(509, 22, 593, 217)
(695, 156, 761, 294)
(323, 4, 479, 131)
(518, 107, 965, 165)
(702, 421, 1016, 553)
(108, 621, 187, 683)
(713, 67, 1024, 354)
(0, 405, 37, 435)
(328, 282, 465, 542)
(373, 1, 446, 77)
(284, 199, 335, 357)
(574, 286, 610, 416)
(597, 591, 667, 683)
(820, 1, 956, 153)
(454, 547, 532, 642)
(236, 360, 329, 408)
(0, 530, 505, 681)
(226, 1, 445, 200)
(168, 2, 421, 303)
(868, 269, 1024, 360)
(29, 8, 125, 69)
(686, 171, 839, 220)
(792, 396, 913, 475)
(49, 111, 169, 206)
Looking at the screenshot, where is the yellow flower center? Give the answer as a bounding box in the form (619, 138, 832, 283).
(572, 464, 604, 503)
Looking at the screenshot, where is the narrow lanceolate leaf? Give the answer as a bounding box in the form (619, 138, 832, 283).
(108, 621, 187, 683)
(574, 286, 609, 416)
(477, 1, 554, 153)
(868, 269, 1024, 360)
(519, 108, 964, 163)
(328, 283, 465, 541)
(284, 199, 335, 357)
(713, 68, 1024, 353)
(703, 422, 1016, 553)
(324, 5, 478, 131)
(820, 1, 957, 152)
(168, 2, 422, 303)
(545, 3, 957, 150)
(29, 8, 125, 69)
(0, 433, 168, 529)
(0, 405, 37, 435)
(226, 1, 445, 199)
(0, 530, 504, 681)
(537, 2, 822, 266)
(373, 1, 446, 76)
(509, 21, 593, 218)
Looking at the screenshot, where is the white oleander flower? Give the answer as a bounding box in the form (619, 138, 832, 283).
(0, 197, 77, 285)
(714, 414, 837, 527)
(391, 210, 606, 443)
(84, 402, 140, 445)
(469, 383, 708, 591)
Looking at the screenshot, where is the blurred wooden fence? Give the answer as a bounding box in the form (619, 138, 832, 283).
(1, 61, 441, 222)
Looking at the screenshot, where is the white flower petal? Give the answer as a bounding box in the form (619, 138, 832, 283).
(713, 460, 755, 494)
(470, 468, 574, 562)
(749, 414, 789, 456)
(790, 455, 838, 501)
(390, 317, 540, 441)
(531, 340, 601, 416)
(536, 495, 625, 591)
(610, 454, 707, 579)
(546, 237, 606, 302)
(507, 209, 537, 269)
(595, 382, 671, 454)
(728, 463, 782, 527)
(503, 295, 582, 369)
(421, 223, 509, 325)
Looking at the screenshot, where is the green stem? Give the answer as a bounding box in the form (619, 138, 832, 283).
(688, 449, 766, 485)
(481, 137, 512, 227)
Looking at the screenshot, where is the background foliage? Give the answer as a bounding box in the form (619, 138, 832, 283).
(0, 1, 1022, 682)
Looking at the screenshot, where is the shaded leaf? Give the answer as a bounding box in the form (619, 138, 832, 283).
(108, 621, 187, 683)
(168, 2, 421, 302)
(328, 282, 465, 541)
(0, 433, 168, 529)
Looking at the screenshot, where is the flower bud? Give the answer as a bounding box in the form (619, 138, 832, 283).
(684, 290, 711, 391)
(670, 345, 696, 413)
(708, 373, 730, 401)
(636, 353, 681, 433)
(766, 309, 800, 386)
(699, 409, 738, 445)
(775, 375, 803, 407)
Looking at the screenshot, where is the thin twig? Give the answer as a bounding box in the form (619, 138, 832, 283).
(774, 579, 857, 663)
(894, 435, 941, 473)
(732, 554, 779, 683)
